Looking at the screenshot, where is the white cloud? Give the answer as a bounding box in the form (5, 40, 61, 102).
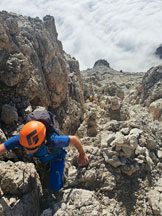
(0, 0, 162, 72)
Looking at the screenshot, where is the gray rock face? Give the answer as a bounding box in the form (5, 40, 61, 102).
(1, 104, 18, 125)
(149, 98, 162, 120)
(134, 65, 162, 106)
(0, 12, 65, 107)
(155, 44, 162, 59)
(0, 161, 42, 216)
(0, 129, 7, 142)
(79, 63, 162, 215)
(0, 11, 84, 133)
(93, 59, 110, 68)
(53, 188, 125, 216)
(148, 178, 162, 215)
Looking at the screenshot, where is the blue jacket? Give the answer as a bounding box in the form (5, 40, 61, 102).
(4, 134, 70, 163)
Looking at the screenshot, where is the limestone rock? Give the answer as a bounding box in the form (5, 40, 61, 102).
(149, 98, 162, 120)
(1, 104, 18, 125)
(135, 65, 162, 106)
(93, 59, 110, 68)
(0, 161, 42, 216)
(0, 129, 7, 143)
(148, 178, 162, 215)
(53, 189, 125, 216)
(0, 11, 84, 133)
(155, 44, 162, 59)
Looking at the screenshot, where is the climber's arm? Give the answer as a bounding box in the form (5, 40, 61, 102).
(69, 135, 89, 166)
(0, 143, 8, 155)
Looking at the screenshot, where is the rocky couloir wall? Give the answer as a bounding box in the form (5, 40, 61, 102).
(0, 11, 84, 133)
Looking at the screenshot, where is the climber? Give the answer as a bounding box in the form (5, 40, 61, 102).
(86, 95, 98, 104)
(89, 95, 94, 102)
(0, 120, 89, 192)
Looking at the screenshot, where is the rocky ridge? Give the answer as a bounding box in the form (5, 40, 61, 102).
(0, 11, 162, 216)
(0, 11, 84, 134)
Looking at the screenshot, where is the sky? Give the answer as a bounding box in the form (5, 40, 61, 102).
(0, 0, 162, 72)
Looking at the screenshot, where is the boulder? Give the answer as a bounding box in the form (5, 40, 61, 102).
(135, 65, 162, 106)
(0, 161, 42, 216)
(148, 178, 162, 216)
(1, 104, 18, 125)
(155, 44, 162, 59)
(93, 59, 110, 68)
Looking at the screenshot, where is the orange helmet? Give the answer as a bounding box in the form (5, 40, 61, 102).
(19, 121, 46, 148)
